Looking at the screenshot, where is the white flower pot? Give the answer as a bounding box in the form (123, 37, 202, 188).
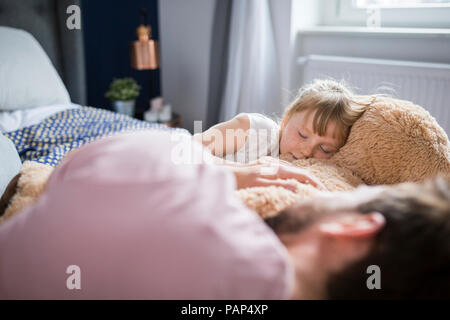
(112, 100, 136, 117)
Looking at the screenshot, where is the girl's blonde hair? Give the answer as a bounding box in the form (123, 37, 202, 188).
(282, 79, 374, 146)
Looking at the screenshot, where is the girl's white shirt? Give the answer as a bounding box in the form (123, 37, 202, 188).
(232, 113, 280, 164)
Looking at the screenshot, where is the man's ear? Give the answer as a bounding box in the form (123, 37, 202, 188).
(318, 212, 386, 239)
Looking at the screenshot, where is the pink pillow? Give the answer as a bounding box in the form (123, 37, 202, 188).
(0, 131, 293, 299)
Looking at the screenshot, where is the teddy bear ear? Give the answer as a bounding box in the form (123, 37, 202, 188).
(331, 97, 450, 185)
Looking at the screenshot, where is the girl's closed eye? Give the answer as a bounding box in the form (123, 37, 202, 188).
(298, 130, 307, 139)
(320, 146, 333, 154)
(298, 129, 336, 154)
(320, 145, 335, 154)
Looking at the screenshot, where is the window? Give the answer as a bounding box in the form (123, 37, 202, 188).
(321, 0, 450, 28)
(354, 0, 450, 8)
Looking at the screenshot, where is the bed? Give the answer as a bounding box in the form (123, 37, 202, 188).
(1, 104, 188, 166)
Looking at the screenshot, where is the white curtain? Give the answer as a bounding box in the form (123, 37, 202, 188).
(219, 0, 281, 122)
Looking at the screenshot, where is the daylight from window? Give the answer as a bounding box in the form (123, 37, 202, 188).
(354, 0, 450, 7)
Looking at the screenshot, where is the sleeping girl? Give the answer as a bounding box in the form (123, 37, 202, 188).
(194, 79, 370, 191)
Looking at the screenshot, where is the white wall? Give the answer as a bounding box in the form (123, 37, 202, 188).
(158, 0, 216, 132)
(290, 0, 321, 37)
(288, 0, 322, 98)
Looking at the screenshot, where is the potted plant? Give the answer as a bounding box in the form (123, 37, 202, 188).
(105, 77, 141, 117)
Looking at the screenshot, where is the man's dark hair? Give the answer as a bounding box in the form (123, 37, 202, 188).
(326, 176, 450, 299)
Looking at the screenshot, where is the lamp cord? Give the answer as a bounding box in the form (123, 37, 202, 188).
(140, 8, 148, 26)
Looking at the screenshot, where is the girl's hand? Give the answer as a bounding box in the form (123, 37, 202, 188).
(230, 157, 326, 192)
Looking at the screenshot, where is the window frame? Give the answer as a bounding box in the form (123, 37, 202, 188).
(321, 0, 450, 28)
(354, 0, 450, 8)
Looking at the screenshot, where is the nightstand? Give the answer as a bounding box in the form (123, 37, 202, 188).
(134, 110, 183, 128)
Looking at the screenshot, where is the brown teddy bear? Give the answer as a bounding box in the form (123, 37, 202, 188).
(1, 97, 450, 223)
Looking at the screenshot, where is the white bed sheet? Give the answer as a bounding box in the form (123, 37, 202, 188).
(0, 103, 80, 133)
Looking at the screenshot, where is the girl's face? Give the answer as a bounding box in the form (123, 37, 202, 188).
(279, 110, 344, 160)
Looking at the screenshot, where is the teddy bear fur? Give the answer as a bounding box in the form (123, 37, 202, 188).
(1, 97, 449, 222)
(331, 97, 450, 185)
(0, 161, 53, 224)
(237, 158, 365, 218)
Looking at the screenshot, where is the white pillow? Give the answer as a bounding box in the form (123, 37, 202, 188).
(0, 27, 70, 110)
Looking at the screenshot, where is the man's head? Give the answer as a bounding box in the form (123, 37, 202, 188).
(265, 176, 450, 299)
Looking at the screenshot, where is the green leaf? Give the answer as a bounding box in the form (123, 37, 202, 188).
(105, 77, 141, 101)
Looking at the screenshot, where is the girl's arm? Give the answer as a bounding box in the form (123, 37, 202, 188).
(193, 116, 326, 191)
(193, 114, 250, 158)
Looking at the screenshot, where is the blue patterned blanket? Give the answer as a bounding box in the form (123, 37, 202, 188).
(4, 107, 190, 166)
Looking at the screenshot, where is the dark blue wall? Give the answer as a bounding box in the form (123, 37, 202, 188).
(81, 0, 160, 112)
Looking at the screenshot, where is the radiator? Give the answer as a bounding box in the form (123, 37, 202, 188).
(297, 54, 450, 135)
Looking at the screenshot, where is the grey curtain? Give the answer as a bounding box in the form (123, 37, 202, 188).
(206, 0, 232, 128)
(0, 0, 86, 105)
